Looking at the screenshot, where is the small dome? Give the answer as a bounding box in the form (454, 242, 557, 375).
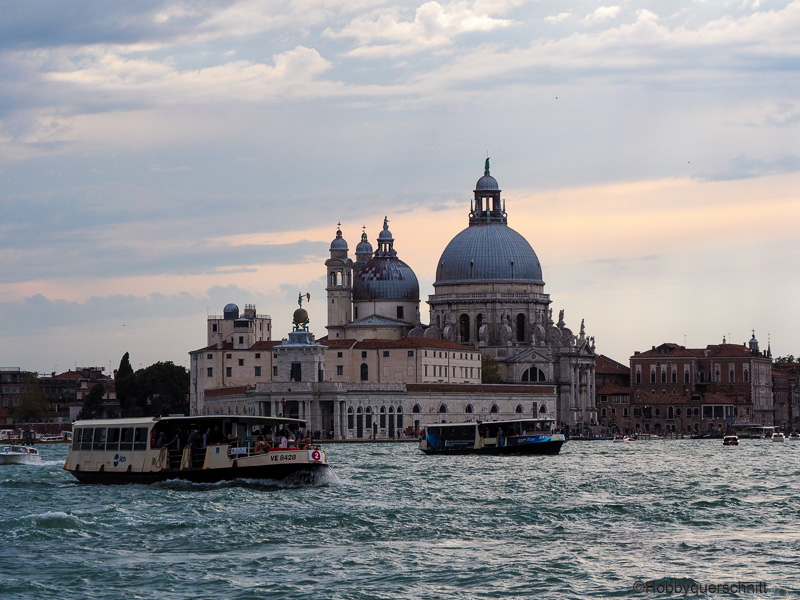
(223, 303, 240, 320)
(475, 174, 499, 191)
(353, 258, 419, 302)
(356, 231, 373, 256)
(330, 228, 348, 251)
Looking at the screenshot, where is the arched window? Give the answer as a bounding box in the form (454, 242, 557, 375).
(476, 313, 483, 337)
(380, 406, 386, 428)
(698, 370, 705, 383)
(743, 369, 749, 382)
(668, 406, 674, 419)
(521, 367, 546, 382)
(516, 314, 526, 342)
(729, 369, 735, 382)
(539, 405, 547, 413)
(439, 404, 447, 414)
(396, 406, 403, 429)
(330, 272, 336, 287)
(515, 404, 523, 413)
(459, 314, 470, 343)
(465, 404, 473, 413)
(490, 404, 499, 413)
(360, 363, 368, 381)
(365, 407, 373, 429)
(347, 407, 354, 429)
(661, 370, 666, 383)
(412, 404, 421, 413)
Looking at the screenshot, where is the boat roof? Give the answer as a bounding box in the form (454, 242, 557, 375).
(72, 415, 308, 428)
(428, 418, 554, 428)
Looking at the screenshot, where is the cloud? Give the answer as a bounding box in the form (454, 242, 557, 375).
(324, 0, 519, 57)
(702, 153, 800, 181)
(544, 12, 571, 24)
(583, 6, 622, 24)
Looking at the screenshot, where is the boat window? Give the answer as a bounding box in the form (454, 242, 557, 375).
(81, 428, 93, 451)
(107, 428, 121, 452)
(72, 428, 82, 450)
(120, 428, 134, 451)
(93, 428, 107, 451)
(133, 427, 148, 451)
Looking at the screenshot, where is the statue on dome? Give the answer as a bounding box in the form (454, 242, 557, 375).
(484, 157, 490, 175)
(293, 292, 311, 331)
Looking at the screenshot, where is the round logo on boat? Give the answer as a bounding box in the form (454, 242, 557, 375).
(310, 449, 321, 462)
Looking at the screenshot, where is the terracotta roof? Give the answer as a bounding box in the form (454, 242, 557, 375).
(204, 386, 249, 398)
(407, 383, 555, 394)
(318, 336, 476, 352)
(595, 354, 629, 375)
(596, 385, 630, 395)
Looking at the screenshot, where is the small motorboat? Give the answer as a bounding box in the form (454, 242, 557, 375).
(722, 435, 739, 446)
(613, 435, 635, 443)
(788, 432, 800, 442)
(772, 432, 785, 442)
(0, 445, 42, 465)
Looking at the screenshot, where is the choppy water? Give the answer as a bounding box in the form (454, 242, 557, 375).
(1, 440, 798, 599)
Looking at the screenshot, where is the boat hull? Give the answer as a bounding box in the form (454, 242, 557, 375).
(66, 462, 330, 485)
(0, 455, 42, 465)
(421, 439, 564, 456)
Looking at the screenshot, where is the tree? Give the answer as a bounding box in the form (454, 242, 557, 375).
(10, 372, 49, 423)
(774, 355, 796, 364)
(481, 354, 504, 384)
(134, 362, 189, 416)
(115, 352, 138, 417)
(77, 383, 106, 420)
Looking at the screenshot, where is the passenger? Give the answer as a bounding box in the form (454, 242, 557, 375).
(187, 429, 200, 448)
(288, 435, 297, 449)
(202, 428, 211, 448)
(497, 427, 505, 447)
(278, 435, 288, 449)
(155, 431, 166, 448)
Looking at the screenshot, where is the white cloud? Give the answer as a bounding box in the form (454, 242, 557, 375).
(583, 5, 621, 23)
(44, 46, 334, 105)
(324, 0, 519, 57)
(544, 12, 571, 24)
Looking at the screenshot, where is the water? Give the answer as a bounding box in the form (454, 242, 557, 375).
(1, 440, 798, 599)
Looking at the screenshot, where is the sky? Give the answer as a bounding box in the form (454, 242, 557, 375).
(1, 0, 798, 375)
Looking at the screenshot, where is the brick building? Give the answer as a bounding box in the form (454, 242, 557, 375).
(629, 334, 772, 435)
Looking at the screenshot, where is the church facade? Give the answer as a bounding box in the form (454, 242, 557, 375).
(189, 160, 595, 438)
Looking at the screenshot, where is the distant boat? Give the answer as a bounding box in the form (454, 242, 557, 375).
(722, 435, 739, 446)
(788, 432, 800, 442)
(0, 445, 42, 465)
(419, 418, 565, 455)
(772, 432, 785, 442)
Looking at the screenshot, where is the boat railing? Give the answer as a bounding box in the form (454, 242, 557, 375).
(225, 440, 319, 460)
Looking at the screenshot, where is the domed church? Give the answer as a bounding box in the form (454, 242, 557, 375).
(423, 159, 597, 428)
(323, 159, 597, 430)
(190, 160, 596, 437)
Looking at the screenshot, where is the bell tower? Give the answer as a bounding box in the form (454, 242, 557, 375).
(325, 224, 353, 339)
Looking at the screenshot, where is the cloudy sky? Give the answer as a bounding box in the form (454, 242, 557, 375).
(1, 0, 798, 374)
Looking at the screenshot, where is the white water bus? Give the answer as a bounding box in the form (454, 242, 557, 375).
(64, 415, 329, 484)
(419, 418, 566, 455)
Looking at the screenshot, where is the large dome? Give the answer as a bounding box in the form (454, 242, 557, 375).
(353, 257, 420, 301)
(435, 223, 543, 284)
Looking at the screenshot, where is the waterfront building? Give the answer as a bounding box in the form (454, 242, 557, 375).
(189, 160, 593, 438)
(629, 334, 773, 435)
(594, 355, 631, 434)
